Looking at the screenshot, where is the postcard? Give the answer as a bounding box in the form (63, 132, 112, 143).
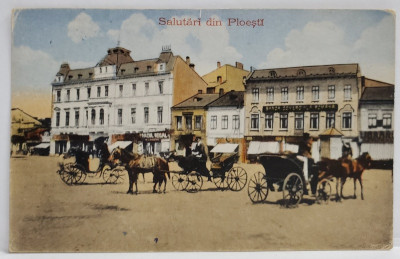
(10, 9, 395, 252)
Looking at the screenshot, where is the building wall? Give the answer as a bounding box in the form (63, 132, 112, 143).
(244, 76, 360, 139)
(202, 65, 249, 93)
(172, 57, 208, 105)
(170, 108, 208, 154)
(359, 102, 394, 132)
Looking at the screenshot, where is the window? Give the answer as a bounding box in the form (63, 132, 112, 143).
(76, 89, 80, 100)
(296, 86, 304, 101)
(66, 90, 70, 101)
(99, 109, 104, 125)
(176, 116, 182, 130)
(328, 67, 335, 74)
(312, 86, 319, 101)
(134, 67, 139, 73)
(86, 110, 88, 126)
(326, 112, 335, 128)
(252, 88, 259, 103)
(383, 114, 392, 129)
(157, 107, 163, 124)
(131, 108, 136, 124)
(328, 85, 335, 100)
(132, 84, 136, 96)
(120, 69, 125, 75)
(195, 116, 202, 130)
(105, 86, 108, 97)
(265, 114, 273, 130)
(281, 87, 288, 102)
(233, 115, 240, 130)
(250, 114, 259, 130)
(269, 71, 277, 78)
(280, 113, 288, 129)
(65, 111, 70, 126)
(119, 85, 123, 97)
(211, 116, 217, 130)
(222, 115, 228, 129)
(87, 88, 91, 98)
(158, 81, 164, 94)
(144, 107, 149, 124)
(91, 109, 96, 125)
(97, 86, 101, 97)
(344, 85, 352, 100)
(160, 64, 164, 70)
(56, 112, 60, 127)
(75, 111, 79, 126)
(145, 82, 149, 95)
(310, 113, 319, 129)
(297, 69, 306, 76)
(295, 113, 304, 130)
(147, 66, 151, 71)
(185, 115, 192, 130)
(368, 114, 377, 128)
(266, 87, 274, 102)
(117, 109, 123, 125)
(78, 74, 82, 79)
(100, 67, 102, 73)
(342, 112, 352, 129)
(56, 91, 61, 102)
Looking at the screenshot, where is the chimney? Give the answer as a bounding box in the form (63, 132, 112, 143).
(186, 56, 190, 64)
(217, 61, 221, 68)
(235, 62, 243, 70)
(189, 63, 195, 70)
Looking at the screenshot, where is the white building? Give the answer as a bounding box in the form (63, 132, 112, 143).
(50, 46, 207, 155)
(206, 91, 246, 162)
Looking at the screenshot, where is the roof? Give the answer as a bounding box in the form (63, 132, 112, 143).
(63, 68, 94, 83)
(97, 47, 134, 68)
(207, 91, 244, 107)
(363, 78, 394, 87)
(360, 86, 394, 102)
(320, 127, 344, 136)
(172, 94, 220, 109)
(248, 64, 359, 81)
(117, 55, 176, 77)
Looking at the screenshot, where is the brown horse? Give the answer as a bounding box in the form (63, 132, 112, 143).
(318, 152, 372, 201)
(109, 147, 170, 194)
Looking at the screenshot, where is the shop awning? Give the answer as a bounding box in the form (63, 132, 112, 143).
(247, 141, 280, 155)
(33, 143, 50, 149)
(108, 141, 132, 151)
(210, 143, 239, 153)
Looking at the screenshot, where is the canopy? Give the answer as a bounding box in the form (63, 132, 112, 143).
(108, 141, 132, 151)
(247, 141, 280, 155)
(33, 143, 50, 149)
(210, 143, 239, 153)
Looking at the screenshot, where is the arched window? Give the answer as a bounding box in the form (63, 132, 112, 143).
(269, 71, 277, 78)
(328, 67, 335, 74)
(91, 109, 96, 125)
(99, 109, 104, 125)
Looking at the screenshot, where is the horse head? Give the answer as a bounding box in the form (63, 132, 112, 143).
(109, 147, 122, 164)
(358, 152, 372, 169)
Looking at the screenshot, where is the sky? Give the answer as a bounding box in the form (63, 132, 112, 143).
(11, 9, 395, 118)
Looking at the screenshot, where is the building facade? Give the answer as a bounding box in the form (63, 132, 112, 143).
(202, 62, 249, 94)
(170, 94, 220, 155)
(206, 91, 246, 162)
(50, 46, 208, 155)
(244, 64, 362, 160)
(359, 78, 394, 161)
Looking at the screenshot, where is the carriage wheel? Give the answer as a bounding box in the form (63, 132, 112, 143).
(103, 165, 124, 184)
(316, 179, 332, 204)
(247, 171, 268, 203)
(60, 165, 84, 185)
(171, 173, 188, 191)
(227, 166, 248, 192)
(186, 172, 203, 193)
(212, 172, 228, 190)
(282, 173, 303, 208)
(74, 164, 87, 184)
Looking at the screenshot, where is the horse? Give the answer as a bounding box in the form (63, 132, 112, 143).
(318, 152, 372, 201)
(109, 147, 170, 194)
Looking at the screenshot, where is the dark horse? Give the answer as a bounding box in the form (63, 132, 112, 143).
(109, 147, 170, 194)
(318, 152, 372, 201)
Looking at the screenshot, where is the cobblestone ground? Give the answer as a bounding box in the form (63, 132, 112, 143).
(9, 156, 393, 252)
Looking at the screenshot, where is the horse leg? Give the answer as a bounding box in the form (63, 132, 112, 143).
(134, 173, 139, 194)
(353, 178, 357, 199)
(163, 173, 167, 193)
(359, 177, 364, 200)
(335, 177, 341, 202)
(127, 169, 134, 194)
(340, 177, 346, 199)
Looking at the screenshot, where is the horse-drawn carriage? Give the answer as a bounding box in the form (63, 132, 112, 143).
(247, 154, 333, 207)
(57, 147, 126, 185)
(170, 143, 248, 193)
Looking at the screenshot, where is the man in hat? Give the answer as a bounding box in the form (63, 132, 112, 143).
(297, 133, 317, 195)
(191, 136, 211, 181)
(341, 140, 353, 174)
